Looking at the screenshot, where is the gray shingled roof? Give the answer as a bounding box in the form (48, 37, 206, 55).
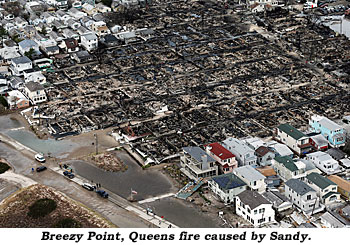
(285, 178, 315, 195)
(237, 190, 270, 210)
(12, 56, 31, 65)
(25, 81, 44, 92)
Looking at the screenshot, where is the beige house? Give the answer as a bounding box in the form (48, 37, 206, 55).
(24, 81, 47, 105)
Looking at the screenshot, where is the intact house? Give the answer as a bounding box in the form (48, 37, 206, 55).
(0, 46, 21, 64)
(23, 69, 46, 84)
(60, 38, 79, 53)
(305, 172, 340, 205)
(306, 151, 341, 175)
(234, 165, 266, 193)
(92, 21, 111, 36)
(222, 137, 257, 166)
(309, 115, 346, 147)
(235, 190, 275, 227)
(320, 211, 350, 228)
(208, 173, 247, 204)
(71, 50, 93, 63)
(255, 146, 275, 166)
(328, 175, 350, 200)
(262, 190, 293, 213)
(6, 90, 30, 109)
(8, 76, 24, 90)
(180, 146, 218, 180)
(14, 17, 28, 29)
(10, 56, 33, 76)
(284, 178, 324, 215)
(256, 166, 281, 188)
(205, 142, 238, 174)
(276, 123, 312, 155)
(18, 39, 41, 58)
(310, 133, 329, 151)
(267, 140, 294, 158)
(68, 7, 87, 19)
(272, 156, 307, 181)
(80, 33, 98, 52)
(23, 81, 47, 105)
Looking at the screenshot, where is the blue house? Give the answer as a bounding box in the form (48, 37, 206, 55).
(309, 115, 346, 147)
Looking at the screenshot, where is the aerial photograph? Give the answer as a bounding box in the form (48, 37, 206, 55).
(0, 0, 349, 229)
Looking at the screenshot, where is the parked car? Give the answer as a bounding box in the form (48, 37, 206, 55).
(96, 190, 108, 198)
(82, 183, 94, 191)
(35, 153, 46, 163)
(36, 166, 47, 172)
(63, 170, 75, 179)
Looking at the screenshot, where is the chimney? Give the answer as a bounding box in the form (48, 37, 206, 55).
(201, 154, 209, 170)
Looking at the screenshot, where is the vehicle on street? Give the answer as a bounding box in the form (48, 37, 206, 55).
(82, 183, 94, 191)
(63, 170, 75, 179)
(35, 153, 46, 163)
(96, 190, 108, 198)
(36, 166, 47, 172)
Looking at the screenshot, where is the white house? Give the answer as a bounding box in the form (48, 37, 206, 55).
(68, 7, 87, 19)
(276, 123, 312, 155)
(180, 146, 218, 180)
(205, 142, 238, 174)
(0, 47, 21, 63)
(208, 173, 247, 204)
(284, 178, 323, 215)
(6, 90, 30, 109)
(306, 151, 340, 175)
(235, 190, 275, 227)
(24, 70, 46, 84)
(10, 56, 33, 76)
(23, 81, 47, 105)
(255, 146, 275, 166)
(222, 137, 257, 166)
(305, 172, 340, 205)
(18, 39, 40, 56)
(92, 21, 110, 36)
(14, 17, 28, 29)
(234, 165, 266, 193)
(272, 156, 307, 181)
(80, 33, 98, 52)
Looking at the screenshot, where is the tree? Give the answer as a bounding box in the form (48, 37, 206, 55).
(24, 48, 36, 59)
(39, 26, 47, 35)
(0, 27, 7, 38)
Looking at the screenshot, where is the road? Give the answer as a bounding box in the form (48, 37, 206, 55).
(0, 114, 223, 228)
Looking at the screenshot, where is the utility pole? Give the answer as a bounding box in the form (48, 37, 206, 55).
(94, 133, 98, 155)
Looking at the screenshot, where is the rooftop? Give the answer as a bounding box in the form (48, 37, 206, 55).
(211, 173, 246, 190)
(237, 190, 271, 210)
(234, 165, 265, 182)
(278, 123, 307, 140)
(306, 172, 336, 189)
(205, 142, 235, 160)
(25, 81, 44, 92)
(183, 146, 215, 163)
(285, 178, 315, 196)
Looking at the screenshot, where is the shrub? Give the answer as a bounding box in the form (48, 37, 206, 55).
(53, 218, 81, 228)
(28, 198, 57, 218)
(0, 162, 10, 174)
(0, 96, 8, 108)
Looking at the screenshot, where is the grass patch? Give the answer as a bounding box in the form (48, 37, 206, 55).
(53, 218, 81, 228)
(28, 198, 57, 218)
(0, 162, 10, 174)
